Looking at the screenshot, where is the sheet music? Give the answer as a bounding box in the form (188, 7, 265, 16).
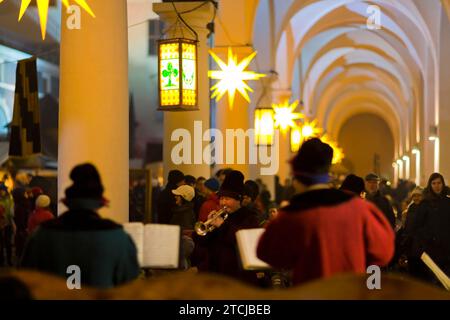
(123, 222, 144, 266)
(421, 252, 450, 290)
(236, 228, 271, 270)
(143, 224, 180, 269)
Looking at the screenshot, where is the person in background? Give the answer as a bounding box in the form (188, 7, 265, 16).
(156, 170, 185, 224)
(21, 163, 139, 288)
(0, 184, 14, 267)
(396, 187, 426, 278)
(12, 188, 31, 263)
(339, 174, 366, 198)
(365, 173, 396, 229)
(242, 180, 259, 208)
(191, 176, 206, 220)
(26, 187, 44, 212)
(184, 175, 196, 188)
(170, 185, 196, 231)
(414, 173, 450, 282)
(257, 138, 395, 286)
(198, 178, 220, 222)
(27, 195, 54, 234)
(215, 168, 233, 186)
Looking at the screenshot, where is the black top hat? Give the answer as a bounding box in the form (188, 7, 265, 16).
(291, 138, 333, 176)
(218, 170, 245, 200)
(65, 163, 104, 200)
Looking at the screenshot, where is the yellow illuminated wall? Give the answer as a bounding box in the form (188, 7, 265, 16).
(254, 108, 274, 145)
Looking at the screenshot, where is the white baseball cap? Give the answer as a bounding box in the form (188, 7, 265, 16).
(36, 195, 51, 208)
(172, 185, 195, 202)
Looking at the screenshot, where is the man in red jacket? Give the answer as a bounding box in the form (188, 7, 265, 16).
(257, 138, 395, 286)
(198, 178, 220, 222)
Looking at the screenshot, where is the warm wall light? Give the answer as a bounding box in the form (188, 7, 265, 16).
(208, 47, 265, 109)
(158, 38, 198, 110)
(396, 159, 404, 179)
(290, 127, 302, 152)
(402, 155, 410, 180)
(254, 107, 274, 146)
(273, 100, 303, 134)
(8, 0, 95, 40)
(412, 147, 420, 185)
(429, 125, 438, 141)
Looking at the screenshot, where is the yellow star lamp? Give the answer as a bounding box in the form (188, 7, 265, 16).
(2, 0, 96, 40)
(208, 47, 265, 109)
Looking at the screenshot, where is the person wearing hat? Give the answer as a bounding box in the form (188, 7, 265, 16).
(170, 184, 196, 230)
(21, 163, 140, 288)
(27, 195, 54, 234)
(257, 138, 395, 286)
(340, 174, 366, 198)
(193, 170, 260, 284)
(197, 178, 220, 222)
(156, 170, 185, 224)
(0, 184, 14, 267)
(365, 173, 396, 229)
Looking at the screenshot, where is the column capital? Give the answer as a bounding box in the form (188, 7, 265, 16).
(153, 1, 215, 38)
(272, 88, 292, 104)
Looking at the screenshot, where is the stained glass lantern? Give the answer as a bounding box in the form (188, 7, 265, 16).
(158, 38, 198, 110)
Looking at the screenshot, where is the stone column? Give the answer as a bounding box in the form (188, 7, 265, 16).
(58, 0, 129, 222)
(153, 2, 214, 181)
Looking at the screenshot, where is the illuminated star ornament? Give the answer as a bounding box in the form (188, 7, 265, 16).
(2, 0, 96, 40)
(208, 47, 265, 109)
(321, 134, 345, 164)
(272, 100, 304, 133)
(301, 119, 322, 139)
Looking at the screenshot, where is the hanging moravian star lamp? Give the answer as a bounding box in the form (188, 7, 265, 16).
(2, 0, 96, 40)
(208, 47, 266, 109)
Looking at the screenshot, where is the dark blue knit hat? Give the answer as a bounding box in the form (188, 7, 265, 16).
(204, 178, 219, 192)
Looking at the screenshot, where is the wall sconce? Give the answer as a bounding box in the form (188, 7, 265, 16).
(254, 107, 274, 146)
(290, 127, 302, 152)
(429, 125, 438, 141)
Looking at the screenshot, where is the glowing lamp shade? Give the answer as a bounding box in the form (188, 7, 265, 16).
(254, 108, 274, 146)
(290, 127, 302, 152)
(158, 38, 198, 110)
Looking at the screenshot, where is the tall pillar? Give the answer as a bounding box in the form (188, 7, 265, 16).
(213, 46, 256, 180)
(439, 9, 450, 181)
(58, 0, 129, 222)
(153, 2, 214, 181)
(272, 89, 293, 184)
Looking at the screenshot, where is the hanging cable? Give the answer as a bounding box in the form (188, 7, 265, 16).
(171, 1, 198, 41)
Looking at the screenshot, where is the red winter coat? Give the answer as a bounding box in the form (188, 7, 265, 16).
(198, 193, 220, 222)
(28, 208, 54, 234)
(257, 188, 395, 285)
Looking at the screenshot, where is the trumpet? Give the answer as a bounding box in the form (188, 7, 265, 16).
(194, 207, 228, 236)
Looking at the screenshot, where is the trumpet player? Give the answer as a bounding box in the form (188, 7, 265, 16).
(192, 170, 260, 284)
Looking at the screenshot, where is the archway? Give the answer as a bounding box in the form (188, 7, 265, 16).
(338, 113, 394, 179)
